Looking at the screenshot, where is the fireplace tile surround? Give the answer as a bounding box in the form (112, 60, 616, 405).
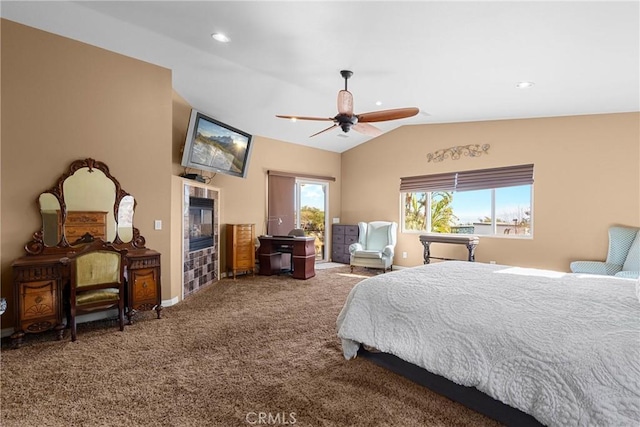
(183, 183, 219, 299)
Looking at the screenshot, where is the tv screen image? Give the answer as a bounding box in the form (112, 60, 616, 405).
(181, 110, 253, 178)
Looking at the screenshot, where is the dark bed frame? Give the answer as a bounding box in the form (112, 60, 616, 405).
(358, 347, 544, 426)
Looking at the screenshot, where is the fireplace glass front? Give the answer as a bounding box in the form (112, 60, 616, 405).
(189, 197, 214, 251)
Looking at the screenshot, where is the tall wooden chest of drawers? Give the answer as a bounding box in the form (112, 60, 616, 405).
(226, 224, 255, 279)
(331, 224, 359, 264)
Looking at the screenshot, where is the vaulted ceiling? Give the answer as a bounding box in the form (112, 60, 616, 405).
(2, 1, 638, 153)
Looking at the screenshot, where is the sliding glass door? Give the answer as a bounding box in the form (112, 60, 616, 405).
(295, 180, 328, 262)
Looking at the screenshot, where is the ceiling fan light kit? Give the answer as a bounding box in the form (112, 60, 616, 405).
(276, 70, 419, 138)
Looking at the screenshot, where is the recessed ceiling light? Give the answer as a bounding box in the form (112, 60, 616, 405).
(211, 32, 230, 43)
(516, 81, 535, 89)
(290, 117, 297, 123)
(375, 101, 382, 106)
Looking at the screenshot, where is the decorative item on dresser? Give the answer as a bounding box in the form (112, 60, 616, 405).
(331, 224, 359, 264)
(226, 224, 256, 279)
(10, 158, 162, 348)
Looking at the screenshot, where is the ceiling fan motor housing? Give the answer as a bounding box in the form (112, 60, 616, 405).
(336, 114, 358, 132)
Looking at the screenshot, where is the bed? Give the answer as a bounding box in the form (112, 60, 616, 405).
(336, 261, 640, 426)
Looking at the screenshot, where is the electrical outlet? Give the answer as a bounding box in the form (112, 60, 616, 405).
(154, 220, 162, 230)
(402, 251, 408, 259)
(489, 260, 496, 264)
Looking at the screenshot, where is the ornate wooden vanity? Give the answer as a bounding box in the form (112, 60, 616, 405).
(10, 158, 162, 347)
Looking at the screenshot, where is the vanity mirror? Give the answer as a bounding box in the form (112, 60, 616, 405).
(12, 158, 161, 347)
(26, 158, 143, 255)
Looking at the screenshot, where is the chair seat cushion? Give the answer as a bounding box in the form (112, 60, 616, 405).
(77, 288, 120, 306)
(614, 270, 639, 279)
(354, 250, 383, 259)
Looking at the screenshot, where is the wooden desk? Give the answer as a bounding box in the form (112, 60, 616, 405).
(419, 234, 479, 264)
(257, 236, 316, 280)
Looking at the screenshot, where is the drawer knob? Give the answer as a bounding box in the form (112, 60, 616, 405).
(142, 282, 148, 289)
(35, 296, 43, 304)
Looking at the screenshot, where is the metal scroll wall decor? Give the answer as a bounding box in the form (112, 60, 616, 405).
(427, 144, 490, 162)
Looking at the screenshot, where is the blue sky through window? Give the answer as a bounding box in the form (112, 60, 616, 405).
(300, 183, 325, 210)
(451, 185, 531, 224)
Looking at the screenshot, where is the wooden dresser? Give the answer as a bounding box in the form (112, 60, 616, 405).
(226, 224, 255, 279)
(331, 224, 359, 264)
(64, 211, 108, 241)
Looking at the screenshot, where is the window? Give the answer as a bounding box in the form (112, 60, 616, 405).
(400, 165, 533, 237)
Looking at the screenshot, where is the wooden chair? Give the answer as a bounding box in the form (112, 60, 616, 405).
(68, 238, 127, 342)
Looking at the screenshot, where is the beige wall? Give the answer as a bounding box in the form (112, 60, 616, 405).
(1, 20, 173, 325)
(170, 94, 342, 281)
(342, 113, 640, 271)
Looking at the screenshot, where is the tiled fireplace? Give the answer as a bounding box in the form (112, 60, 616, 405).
(183, 183, 219, 298)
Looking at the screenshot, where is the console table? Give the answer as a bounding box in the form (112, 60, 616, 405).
(419, 234, 479, 264)
(257, 236, 316, 280)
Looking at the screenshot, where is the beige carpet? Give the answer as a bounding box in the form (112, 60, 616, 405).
(1, 266, 500, 427)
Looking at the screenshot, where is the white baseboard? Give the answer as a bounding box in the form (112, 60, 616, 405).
(162, 296, 179, 307)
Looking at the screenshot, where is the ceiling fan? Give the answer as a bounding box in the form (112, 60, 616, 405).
(276, 70, 419, 138)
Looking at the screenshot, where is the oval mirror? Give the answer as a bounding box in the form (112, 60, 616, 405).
(117, 195, 135, 243)
(63, 167, 116, 243)
(39, 193, 62, 246)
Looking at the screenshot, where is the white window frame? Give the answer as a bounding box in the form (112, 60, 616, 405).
(400, 186, 534, 238)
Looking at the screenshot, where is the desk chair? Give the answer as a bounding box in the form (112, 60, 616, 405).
(68, 239, 127, 342)
(280, 229, 305, 273)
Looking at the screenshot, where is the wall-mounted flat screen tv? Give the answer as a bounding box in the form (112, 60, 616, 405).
(181, 109, 253, 178)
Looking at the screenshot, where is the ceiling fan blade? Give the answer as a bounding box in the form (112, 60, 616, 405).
(337, 90, 353, 116)
(276, 114, 334, 121)
(309, 124, 338, 138)
(357, 107, 420, 123)
(352, 123, 383, 137)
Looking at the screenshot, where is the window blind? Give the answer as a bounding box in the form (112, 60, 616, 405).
(399, 172, 457, 192)
(400, 164, 534, 193)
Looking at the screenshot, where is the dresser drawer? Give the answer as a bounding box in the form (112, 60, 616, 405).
(345, 235, 358, 245)
(66, 211, 107, 225)
(345, 225, 359, 236)
(129, 267, 159, 309)
(19, 280, 58, 322)
(332, 253, 350, 264)
(333, 225, 346, 235)
(333, 234, 345, 244)
(332, 243, 346, 256)
(65, 226, 106, 239)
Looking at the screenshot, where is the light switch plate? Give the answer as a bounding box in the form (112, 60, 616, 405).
(154, 220, 162, 230)
(332, 217, 340, 224)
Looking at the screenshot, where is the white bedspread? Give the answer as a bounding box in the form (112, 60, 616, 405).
(337, 262, 640, 426)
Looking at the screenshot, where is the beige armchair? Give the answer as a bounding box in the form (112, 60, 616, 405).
(349, 221, 398, 273)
